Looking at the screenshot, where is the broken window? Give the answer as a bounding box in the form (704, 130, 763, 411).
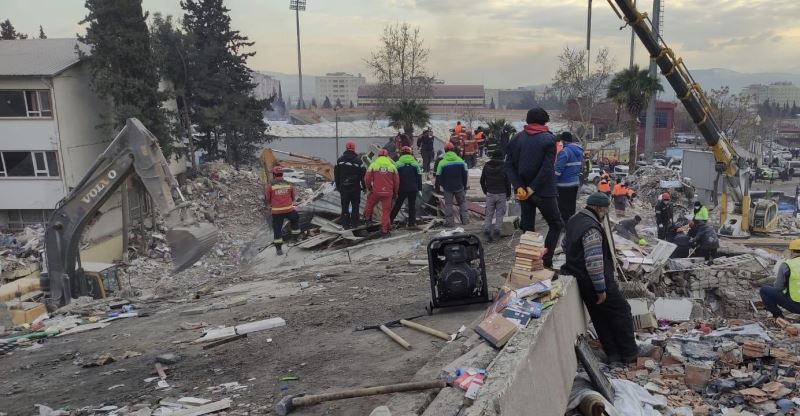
(0, 90, 52, 118)
(6, 209, 53, 231)
(0, 151, 60, 177)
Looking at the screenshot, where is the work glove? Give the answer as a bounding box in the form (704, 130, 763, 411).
(596, 292, 607, 305)
(515, 186, 534, 201)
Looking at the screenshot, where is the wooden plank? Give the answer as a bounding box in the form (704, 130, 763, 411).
(201, 334, 247, 350)
(155, 363, 167, 379)
(170, 399, 232, 416)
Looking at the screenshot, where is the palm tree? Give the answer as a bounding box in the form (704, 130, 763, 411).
(386, 99, 430, 136)
(486, 118, 511, 140)
(607, 65, 663, 169)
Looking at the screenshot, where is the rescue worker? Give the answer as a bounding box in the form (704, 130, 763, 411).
(485, 130, 499, 156)
(655, 192, 674, 240)
(480, 149, 511, 242)
(555, 131, 584, 225)
(759, 239, 800, 323)
(265, 166, 300, 255)
(334, 141, 367, 229)
(474, 126, 486, 157)
(693, 201, 709, 221)
(561, 192, 643, 364)
(462, 132, 478, 168)
(436, 142, 469, 227)
(364, 149, 399, 237)
(505, 107, 563, 268)
(689, 212, 719, 262)
(449, 133, 463, 157)
(499, 125, 515, 156)
(597, 176, 611, 196)
(390, 146, 422, 227)
(417, 128, 435, 173)
(382, 136, 397, 160)
(611, 179, 629, 216)
(670, 227, 691, 258)
(454, 121, 463, 134)
(614, 215, 642, 242)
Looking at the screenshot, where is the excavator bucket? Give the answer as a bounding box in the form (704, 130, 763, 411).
(167, 223, 220, 273)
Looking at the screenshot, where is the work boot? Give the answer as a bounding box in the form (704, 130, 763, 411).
(484, 230, 494, 243)
(275, 246, 283, 256)
(492, 230, 501, 241)
(623, 344, 657, 364)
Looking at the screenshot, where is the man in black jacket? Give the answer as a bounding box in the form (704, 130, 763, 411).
(505, 107, 563, 267)
(480, 150, 511, 242)
(390, 146, 422, 227)
(655, 192, 674, 240)
(417, 128, 435, 173)
(561, 193, 640, 364)
(334, 141, 366, 229)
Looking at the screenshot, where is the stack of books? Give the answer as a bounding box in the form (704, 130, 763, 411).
(508, 232, 552, 289)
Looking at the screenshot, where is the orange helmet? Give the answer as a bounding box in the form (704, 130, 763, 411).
(272, 166, 283, 176)
(401, 146, 412, 154)
(378, 149, 389, 157)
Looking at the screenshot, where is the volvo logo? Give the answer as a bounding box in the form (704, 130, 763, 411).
(81, 170, 117, 204)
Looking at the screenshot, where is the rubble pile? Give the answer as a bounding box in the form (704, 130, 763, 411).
(777, 215, 800, 234)
(0, 225, 44, 279)
(628, 166, 695, 206)
(610, 317, 800, 415)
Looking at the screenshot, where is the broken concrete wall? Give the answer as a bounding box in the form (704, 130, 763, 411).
(464, 276, 587, 416)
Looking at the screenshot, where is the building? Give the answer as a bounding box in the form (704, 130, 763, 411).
(250, 71, 281, 101)
(742, 82, 800, 106)
(484, 88, 536, 110)
(315, 72, 365, 108)
(637, 101, 678, 153)
(357, 84, 485, 108)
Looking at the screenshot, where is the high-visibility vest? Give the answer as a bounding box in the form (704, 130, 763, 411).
(612, 183, 627, 197)
(785, 257, 800, 302)
(597, 180, 611, 193)
(454, 124, 463, 134)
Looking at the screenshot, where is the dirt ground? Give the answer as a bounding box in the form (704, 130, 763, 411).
(0, 223, 517, 415)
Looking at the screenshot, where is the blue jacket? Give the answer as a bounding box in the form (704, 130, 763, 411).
(555, 143, 584, 188)
(396, 154, 422, 193)
(505, 126, 558, 197)
(435, 151, 468, 192)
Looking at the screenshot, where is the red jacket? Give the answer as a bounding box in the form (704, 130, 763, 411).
(462, 137, 477, 155)
(265, 180, 295, 214)
(364, 156, 399, 197)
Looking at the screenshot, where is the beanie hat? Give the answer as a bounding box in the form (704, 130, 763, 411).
(587, 192, 611, 207)
(491, 150, 503, 159)
(526, 107, 550, 124)
(560, 131, 574, 142)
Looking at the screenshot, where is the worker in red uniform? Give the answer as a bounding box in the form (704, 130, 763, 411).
(449, 133, 463, 157)
(364, 149, 399, 237)
(462, 132, 478, 168)
(265, 166, 300, 255)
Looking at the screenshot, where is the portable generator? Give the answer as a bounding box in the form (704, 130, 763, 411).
(425, 234, 489, 314)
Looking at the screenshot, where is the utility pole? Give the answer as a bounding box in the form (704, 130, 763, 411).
(629, 0, 637, 68)
(586, 0, 593, 140)
(644, 0, 662, 160)
(290, 0, 306, 109)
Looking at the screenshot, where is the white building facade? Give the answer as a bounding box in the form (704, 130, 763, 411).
(251, 71, 282, 101)
(315, 72, 365, 107)
(742, 82, 800, 106)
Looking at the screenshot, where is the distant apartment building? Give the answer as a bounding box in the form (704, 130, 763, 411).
(250, 71, 282, 101)
(357, 84, 485, 108)
(316, 72, 365, 107)
(742, 82, 800, 105)
(484, 88, 536, 109)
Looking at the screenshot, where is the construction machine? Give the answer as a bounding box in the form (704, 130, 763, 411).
(259, 148, 334, 184)
(606, 0, 778, 237)
(41, 118, 219, 309)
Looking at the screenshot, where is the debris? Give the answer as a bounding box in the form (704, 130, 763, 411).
(156, 353, 182, 365)
(653, 298, 693, 321)
(55, 322, 110, 337)
(193, 317, 286, 343)
(169, 398, 231, 416)
(201, 333, 247, 350)
(177, 397, 212, 407)
(179, 322, 209, 330)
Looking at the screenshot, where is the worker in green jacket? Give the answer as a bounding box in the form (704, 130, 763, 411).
(760, 239, 800, 326)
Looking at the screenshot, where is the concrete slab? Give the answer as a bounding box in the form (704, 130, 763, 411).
(653, 298, 693, 321)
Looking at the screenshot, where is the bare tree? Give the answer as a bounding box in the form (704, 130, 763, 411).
(365, 22, 434, 104)
(460, 107, 480, 130)
(552, 47, 614, 141)
(708, 86, 760, 145)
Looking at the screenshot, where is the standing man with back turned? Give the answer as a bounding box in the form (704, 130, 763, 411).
(555, 131, 584, 225)
(505, 107, 563, 268)
(334, 141, 366, 229)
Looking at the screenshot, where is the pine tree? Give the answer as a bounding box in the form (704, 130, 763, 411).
(0, 19, 28, 39)
(489, 97, 495, 109)
(322, 96, 332, 109)
(38, 25, 46, 39)
(335, 98, 342, 108)
(349, 100, 355, 108)
(310, 97, 317, 108)
(79, 0, 172, 153)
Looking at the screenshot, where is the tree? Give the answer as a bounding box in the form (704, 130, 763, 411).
(707, 86, 760, 144)
(386, 99, 430, 136)
(322, 96, 332, 109)
(79, 0, 172, 153)
(486, 118, 511, 141)
(181, 0, 271, 167)
(349, 100, 355, 109)
(335, 98, 342, 108)
(607, 65, 663, 169)
(365, 22, 434, 105)
(552, 47, 614, 141)
(38, 25, 46, 39)
(0, 19, 27, 39)
(459, 106, 480, 130)
(489, 97, 495, 110)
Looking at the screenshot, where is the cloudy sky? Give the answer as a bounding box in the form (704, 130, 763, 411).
(4, 0, 799, 87)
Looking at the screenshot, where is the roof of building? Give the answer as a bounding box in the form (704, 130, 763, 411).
(0, 38, 90, 76)
(358, 84, 485, 98)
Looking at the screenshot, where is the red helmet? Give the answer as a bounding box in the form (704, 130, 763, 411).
(378, 149, 389, 157)
(661, 192, 671, 201)
(445, 142, 455, 151)
(401, 146, 412, 154)
(272, 166, 283, 176)
(345, 141, 356, 151)
(675, 227, 684, 234)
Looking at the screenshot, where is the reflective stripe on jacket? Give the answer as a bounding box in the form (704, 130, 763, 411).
(266, 181, 295, 214)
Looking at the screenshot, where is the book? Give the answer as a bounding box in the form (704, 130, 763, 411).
(475, 313, 518, 348)
(502, 308, 532, 329)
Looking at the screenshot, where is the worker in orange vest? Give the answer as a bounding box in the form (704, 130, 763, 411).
(474, 127, 486, 157)
(462, 132, 478, 168)
(454, 121, 463, 134)
(449, 133, 463, 157)
(612, 180, 629, 217)
(597, 178, 611, 196)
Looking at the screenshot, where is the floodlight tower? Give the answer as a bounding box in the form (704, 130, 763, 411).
(290, 0, 306, 109)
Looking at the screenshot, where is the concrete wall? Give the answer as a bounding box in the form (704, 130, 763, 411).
(465, 276, 587, 416)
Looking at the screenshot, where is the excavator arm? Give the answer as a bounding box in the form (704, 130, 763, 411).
(42, 118, 219, 308)
(606, 0, 761, 236)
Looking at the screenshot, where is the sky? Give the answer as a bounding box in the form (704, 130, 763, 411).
(3, 0, 799, 88)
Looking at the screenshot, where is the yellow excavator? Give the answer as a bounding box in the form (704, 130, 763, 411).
(41, 119, 219, 309)
(259, 148, 334, 184)
(606, 0, 778, 237)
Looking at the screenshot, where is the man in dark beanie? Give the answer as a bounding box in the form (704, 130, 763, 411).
(505, 107, 563, 268)
(561, 192, 642, 364)
(555, 131, 584, 225)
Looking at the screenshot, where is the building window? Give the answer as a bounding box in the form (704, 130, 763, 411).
(0, 151, 60, 177)
(6, 209, 53, 231)
(639, 111, 669, 129)
(0, 90, 53, 118)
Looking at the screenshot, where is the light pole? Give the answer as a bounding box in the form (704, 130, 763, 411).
(290, 0, 306, 109)
(334, 104, 342, 155)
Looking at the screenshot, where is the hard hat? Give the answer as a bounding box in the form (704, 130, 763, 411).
(345, 141, 356, 151)
(445, 142, 455, 151)
(662, 192, 671, 201)
(676, 227, 685, 234)
(789, 239, 800, 252)
(638, 238, 647, 246)
(401, 146, 412, 154)
(378, 149, 389, 157)
(272, 166, 283, 176)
